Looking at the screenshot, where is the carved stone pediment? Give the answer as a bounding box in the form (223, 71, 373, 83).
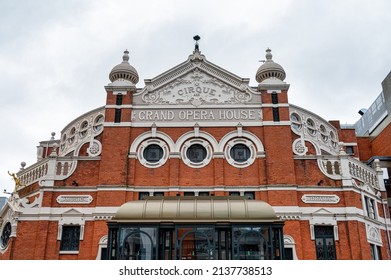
(141, 69, 253, 107)
(134, 51, 259, 107)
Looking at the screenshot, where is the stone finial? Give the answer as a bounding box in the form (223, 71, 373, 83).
(374, 159, 382, 172)
(50, 132, 56, 140)
(20, 161, 26, 171)
(109, 50, 139, 84)
(122, 49, 129, 62)
(256, 48, 286, 83)
(265, 48, 272, 60)
(50, 143, 59, 157)
(193, 35, 201, 52)
(338, 142, 347, 155)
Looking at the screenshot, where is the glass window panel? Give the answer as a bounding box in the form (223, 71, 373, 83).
(119, 227, 157, 260)
(60, 226, 80, 251)
(284, 248, 293, 260)
(176, 226, 215, 260)
(314, 226, 336, 260)
(143, 144, 163, 163)
(0, 222, 11, 249)
(187, 144, 207, 163)
(232, 226, 270, 260)
(230, 144, 251, 162)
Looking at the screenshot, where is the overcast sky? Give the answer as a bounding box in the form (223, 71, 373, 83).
(1, 0, 391, 194)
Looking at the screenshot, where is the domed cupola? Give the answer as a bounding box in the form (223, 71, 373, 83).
(109, 50, 139, 84)
(256, 48, 286, 83)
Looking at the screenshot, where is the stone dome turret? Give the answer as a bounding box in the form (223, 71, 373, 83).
(109, 50, 139, 84)
(256, 48, 286, 83)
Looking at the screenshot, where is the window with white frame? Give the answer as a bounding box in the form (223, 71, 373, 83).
(364, 196, 377, 219)
(224, 138, 256, 168)
(370, 243, 382, 260)
(138, 139, 169, 168)
(60, 225, 81, 252)
(57, 214, 85, 254)
(283, 235, 298, 260)
(181, 139, 212, 168)
(314, 226, 336, 260)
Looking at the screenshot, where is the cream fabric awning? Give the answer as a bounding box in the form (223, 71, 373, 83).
(112, 196, 280, 223)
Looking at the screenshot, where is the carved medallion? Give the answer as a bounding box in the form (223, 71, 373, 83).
(366, 224, 382, 245)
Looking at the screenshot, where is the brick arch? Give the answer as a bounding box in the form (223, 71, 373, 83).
(218, 130, 265, 154)
(303, 139, 322, 155)
(129, 131, 175, 154)
(174, 130, 219, 153)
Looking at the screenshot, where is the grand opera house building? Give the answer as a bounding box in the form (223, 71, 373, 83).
(1, 39, 390, 260)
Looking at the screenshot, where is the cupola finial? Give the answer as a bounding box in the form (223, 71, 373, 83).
(193, 35, 201, 52)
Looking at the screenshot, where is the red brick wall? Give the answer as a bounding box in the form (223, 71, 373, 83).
(356, 137, 372, 161)
(371, 122, 391, 156)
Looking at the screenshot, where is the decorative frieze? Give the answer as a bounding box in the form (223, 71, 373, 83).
(278, 215, 301, 220)
(301, 194, 340, 204)
(56, 195, 93, 204)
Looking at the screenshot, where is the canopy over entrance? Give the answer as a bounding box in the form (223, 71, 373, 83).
(112, 196, 280, 223)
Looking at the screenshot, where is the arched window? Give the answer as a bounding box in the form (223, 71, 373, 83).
(121, 231, 155, 260)
(236, 230, 266, 260)
(178, 228, 215, 260)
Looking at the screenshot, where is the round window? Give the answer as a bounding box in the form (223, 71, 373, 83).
(143, 144, 164, 163)
(93, 115, 104, 132)
(320, 125, 328, 141)
(290, 113, 302, 131)
(137, 139, 169, 168)
(186, 144, 207, 163)
(230, 144, 251, 163)
(306, 118, 316, 135)
(79, 121, 89, 138)
(0, 222, 11, 249)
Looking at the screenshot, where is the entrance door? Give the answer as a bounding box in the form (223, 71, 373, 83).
(122, 231, 154, 260)
(314, 226, 336, 260)
(177, 227, 215, 260)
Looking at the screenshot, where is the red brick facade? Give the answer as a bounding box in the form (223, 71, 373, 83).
(1, 49, 390, 260)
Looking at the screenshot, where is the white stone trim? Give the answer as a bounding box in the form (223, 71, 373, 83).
(289, 104, 340, 156)
(137, 138, 169, 168)
(86, 140, 102, 157)
(366, 223, 382, 246)
(129, 130, 175, 157)
(262, 103, 289, 107)
(262, 121, 291, 126)
(175, 130, 218, 153)
(103, 122, 132, 127)
(132, 104, 263, 109)
(59, 107, 105, 157)
(95, 235, 108, 260)
(56, 195, 93, 205)
(301, 194, 340, 204)
(105, 105, 133, 109)
(112, 90, 128, 95)
(283, 235, 299, 260)
(15, 204, 391, 232)
(130, 121, 265, 127)
(341, 142, 358, 146)
(218, 130, 264, 155)
(292, 138, 308, 156)
(180, 138, 213, 168)
(59, 250, 79, 255)
(224, 138, 257, 168)
(20, 191, 43, 208)
(309, 210, 339, 241)
(57, 209, 85, 241)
